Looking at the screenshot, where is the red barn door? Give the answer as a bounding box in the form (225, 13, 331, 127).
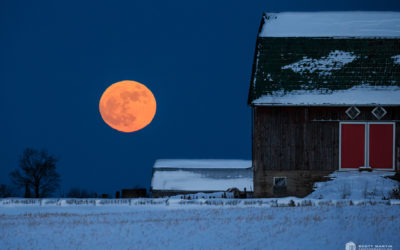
(340, 122, 395, 170)
(340, 123, 366, 169)
(369, 123, 394, 169)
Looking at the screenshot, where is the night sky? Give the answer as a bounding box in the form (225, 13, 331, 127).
(1, 0, 399, 195)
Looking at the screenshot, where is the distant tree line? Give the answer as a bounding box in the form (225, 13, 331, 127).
(0, 148, 60, 198)
(0, 147, 148, 199)
(0, 147, 93, 198)
(0, 184, 15, 198)
(66, 188, 97, 198)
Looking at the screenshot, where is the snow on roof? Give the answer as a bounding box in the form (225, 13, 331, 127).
(281, 50, 358, 77)
(252, 85, 400, 106)
(153, 159, 252, 169)
(393, 55, 400, 64)
(260, 12, 400, 37)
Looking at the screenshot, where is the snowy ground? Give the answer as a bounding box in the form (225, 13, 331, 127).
(1, 171, 399, 250)
(1, 204, 399, 250)
(308, 171, 398, 200)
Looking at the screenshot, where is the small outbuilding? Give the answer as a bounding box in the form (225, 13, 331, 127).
(248, 12, 400, 197)
(150, 159, 253, 198)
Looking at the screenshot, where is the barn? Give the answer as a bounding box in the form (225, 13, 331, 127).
(150, 159, 253, 198)
(248, 12, 400, 198)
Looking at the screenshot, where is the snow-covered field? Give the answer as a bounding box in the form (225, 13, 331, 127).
(1, 204, 399, 249)
(1, 171, 399, 250)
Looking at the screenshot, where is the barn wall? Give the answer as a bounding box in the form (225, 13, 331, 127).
(253, 106, 400, 197)
(254, 170, 333, 198)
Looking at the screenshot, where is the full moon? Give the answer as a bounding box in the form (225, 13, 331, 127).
(99, 80, 156, 133)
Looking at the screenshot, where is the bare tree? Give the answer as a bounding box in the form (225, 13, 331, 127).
(10, 148, 61, 198)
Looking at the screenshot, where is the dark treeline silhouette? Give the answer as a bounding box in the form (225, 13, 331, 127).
(66, 188, 97, 198)
(9, 148, 61, 198)
(1, 147, 149, 199)
(0, 184, 15, 198)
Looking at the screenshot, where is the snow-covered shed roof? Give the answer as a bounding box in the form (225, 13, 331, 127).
(260, 12, 400, 38)
(151, 159, 253, 192)
(153, 159, 251, 169)
(248, 12, 400, 106)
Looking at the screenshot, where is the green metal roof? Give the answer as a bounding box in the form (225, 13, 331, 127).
(248, 13, 400, 105)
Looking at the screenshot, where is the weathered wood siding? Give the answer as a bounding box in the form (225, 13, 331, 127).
(253, 106, 400, 197)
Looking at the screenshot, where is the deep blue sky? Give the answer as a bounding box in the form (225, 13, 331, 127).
(1, 0, 399, 195)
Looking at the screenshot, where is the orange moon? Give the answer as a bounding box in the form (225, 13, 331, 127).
(99, 80, 156, 133)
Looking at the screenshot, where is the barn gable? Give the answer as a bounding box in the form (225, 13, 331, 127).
(248, 12, 400, 106)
